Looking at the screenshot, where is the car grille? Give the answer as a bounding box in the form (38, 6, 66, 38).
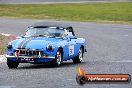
(14, 49, 43, 56)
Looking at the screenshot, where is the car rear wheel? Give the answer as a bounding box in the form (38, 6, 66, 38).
(50, 49, 62, 67)
(7, 59, 19, 69)
(73, 47, 83, 64)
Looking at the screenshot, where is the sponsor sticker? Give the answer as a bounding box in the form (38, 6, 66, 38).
(69, 44, 74, 56)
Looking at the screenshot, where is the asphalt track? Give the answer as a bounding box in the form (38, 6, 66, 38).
(0, 18, 132, 88)
(0, 0, 132, 4)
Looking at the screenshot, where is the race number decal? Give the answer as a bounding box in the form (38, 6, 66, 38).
(69, 44, 74, 56)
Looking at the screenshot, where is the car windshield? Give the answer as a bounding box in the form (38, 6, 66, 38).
(24, 27, 65, 38)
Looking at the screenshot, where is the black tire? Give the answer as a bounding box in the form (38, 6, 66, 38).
(7, 59, 19, 69)
(50, 49, 62, 67)
(73, 47, 83, 64)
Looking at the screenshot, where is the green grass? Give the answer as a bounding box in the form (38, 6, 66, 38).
(0, 2, 132, 23)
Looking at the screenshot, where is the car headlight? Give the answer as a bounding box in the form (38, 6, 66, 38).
(46, 45, 54, 51)
(7, 45, 12, 50)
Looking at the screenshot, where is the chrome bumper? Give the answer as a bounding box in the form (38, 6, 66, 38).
(6, 55, 55, 59)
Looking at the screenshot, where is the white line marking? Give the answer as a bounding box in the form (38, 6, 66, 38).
(123, 35, 129, 37)
(1, 33, 11, 37)
(1, 33, 18, 38)
(0, 86, 16, 88)
(110, 60, 132, 63)
(67, 79, 74, 81)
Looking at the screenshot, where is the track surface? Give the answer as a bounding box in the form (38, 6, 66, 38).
(0, 0, 132, 4)
(0, 18, 132, 88)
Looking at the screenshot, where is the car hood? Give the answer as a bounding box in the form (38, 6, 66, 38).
(13, 37, 63, 50)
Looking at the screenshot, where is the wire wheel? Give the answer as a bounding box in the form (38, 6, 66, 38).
(56, 51, 62, 65)
(50, 49, 62, 67)
(73, 47, 83, 64)
(78, 48, 83, 62)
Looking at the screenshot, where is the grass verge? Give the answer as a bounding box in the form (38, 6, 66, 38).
(0, 2, 132, 23)
(0, 35, 15, 54)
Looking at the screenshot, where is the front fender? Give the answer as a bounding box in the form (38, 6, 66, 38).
(44, 47, 59, 57)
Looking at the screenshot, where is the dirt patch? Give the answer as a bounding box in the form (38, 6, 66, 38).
(0, 35, 16, 54)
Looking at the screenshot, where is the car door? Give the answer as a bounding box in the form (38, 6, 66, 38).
(62, 27, 80, 61)
(66, 27, 79, 59)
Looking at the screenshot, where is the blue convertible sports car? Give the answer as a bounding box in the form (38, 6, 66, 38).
(6, 22, 87, 68)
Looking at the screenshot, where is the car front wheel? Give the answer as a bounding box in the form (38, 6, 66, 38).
(73, 47, 83, 64)
(7, 59, 19, 69)
(50, 49, 62, 67)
